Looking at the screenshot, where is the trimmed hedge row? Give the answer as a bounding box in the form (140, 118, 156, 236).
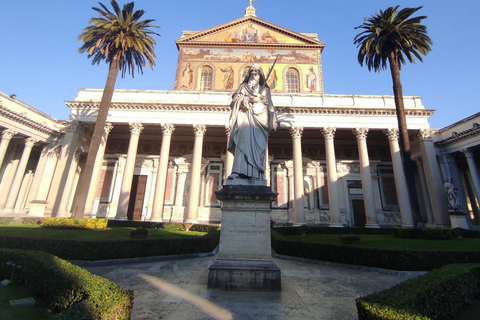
(41, 218, 108, 230)
(106, 220, 220, 233)
(0, 249, 133, 319)
(391, 227, 452, 240)
(356, 263, 480, 320)
(273, 226, 392, 236)
(271, 231, 480, 271)
(0, 230, 220, 261)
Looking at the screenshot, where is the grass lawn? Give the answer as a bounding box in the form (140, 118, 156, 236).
(283, 234, 480, 251)
(0, 285, 49, 320)
(0, 225, 208, 240)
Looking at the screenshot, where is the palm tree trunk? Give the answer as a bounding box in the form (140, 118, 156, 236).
(74, 57, 120, 218)
(388, 51, 422, 225)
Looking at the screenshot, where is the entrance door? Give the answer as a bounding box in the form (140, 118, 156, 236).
(352, 199, 366, 227)
(127, 175, 148, 220)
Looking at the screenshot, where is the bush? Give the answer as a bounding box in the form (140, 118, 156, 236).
(0, 230, 221, 261)
(129, 227, 149, 236)
(0, 218, 13, 225)
(392, 227, 451, 240)
(271, 230, 480, 271)
(162, 223, 185, 231)
(106, 220, 163, 229)
(273, 226, 392, 236)
(188, 224, 219, 233)
(452, 228, 480, 239)
(356, 263, 480, 320)
(41, 218, 108, 230)
(21, 218, 43, 225)
(0, 249, 133, 319)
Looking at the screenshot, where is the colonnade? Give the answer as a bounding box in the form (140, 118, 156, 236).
(1, 122, 459, 228)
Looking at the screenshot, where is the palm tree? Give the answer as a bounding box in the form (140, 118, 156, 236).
(354, 6, 432, 225)
(74, 0, 159, 218)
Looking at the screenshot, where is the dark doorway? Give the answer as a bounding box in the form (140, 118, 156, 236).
(127, 175, 148, 220)
(352, 199, 366, 227)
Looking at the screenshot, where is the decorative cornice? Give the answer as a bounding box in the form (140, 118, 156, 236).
(434, 125, 480, 146)
(0, 105, 62, 136)
(66, 101, 434, 117)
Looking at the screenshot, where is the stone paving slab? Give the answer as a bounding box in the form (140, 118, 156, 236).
(86, 256, 423, 320)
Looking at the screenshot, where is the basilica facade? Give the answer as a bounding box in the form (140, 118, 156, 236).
(0, 5, 478, 228)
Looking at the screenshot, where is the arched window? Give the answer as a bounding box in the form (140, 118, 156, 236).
(285, 68, 300, 93)
(199, 66, 213, 91)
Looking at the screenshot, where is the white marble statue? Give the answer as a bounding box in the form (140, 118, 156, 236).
(444, 177, 460, 210)
(227, 65, 278, 180)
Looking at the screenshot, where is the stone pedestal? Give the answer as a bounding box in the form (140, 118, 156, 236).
(448, 210, 469, 229)
(208, 182, 281, 291)
(28, 200, 48, 217)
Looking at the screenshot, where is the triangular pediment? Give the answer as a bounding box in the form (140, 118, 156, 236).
(176, 16, 325, 48)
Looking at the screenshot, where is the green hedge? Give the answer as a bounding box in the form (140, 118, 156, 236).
(271, 231, 480, 271)
(356, 263, 480, 320)
(0, 249, 133, 319)
(392, 227, 452, 240)
(0, 230, 220, 261)
(273, 226, 392, 236)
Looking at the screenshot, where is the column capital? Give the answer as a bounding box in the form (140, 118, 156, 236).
(320, 127, 336, 140)
(193, 124, 207, 137)
(353, 127, 369, 140)
(65, 120, 82, 133)
(416, 128, 434, 141)
(160, 123, 175, 136)
(412, 155, 423, 164)
(129, 122, 144, 135)
(104, 122, 114, 135)
(461, 148, 474, 158)
(289, 126, 303, 139)
(443, 153, 456, 163)
(25, 137, 39, 147)
(384, 128, 399, 141)
(2, 129, 17, 140)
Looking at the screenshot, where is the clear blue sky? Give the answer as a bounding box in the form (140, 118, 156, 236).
(1, 0, 478, 129)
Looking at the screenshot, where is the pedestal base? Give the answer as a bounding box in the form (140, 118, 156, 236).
(449, 210, 469, 229)
(208, 258, 281, 291)
(28, 201, 47, 217)
(209, 183, 281, 291)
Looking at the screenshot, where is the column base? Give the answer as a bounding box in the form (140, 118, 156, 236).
(365, 223, 380, 228)
(208, 258, 281, 291)
(28, 201, 48, 217)
(329, 222, 344, 228)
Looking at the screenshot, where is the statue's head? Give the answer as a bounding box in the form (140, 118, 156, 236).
(244, 65, 266, 86)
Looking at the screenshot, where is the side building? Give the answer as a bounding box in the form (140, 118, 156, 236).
(0, 5, 478, 228)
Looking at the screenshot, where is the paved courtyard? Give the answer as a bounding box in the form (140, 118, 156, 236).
(86, 255, 423, 320)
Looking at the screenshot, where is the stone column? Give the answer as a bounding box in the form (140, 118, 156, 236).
(0, 129, 17, 169)
(353, 128, 379, 228)
(416, 129, 450, 226)
(185, 124, 206, 222)
(84, 123, 114, 218)
(151, 123, 175, 221)
(3, 137, 38, 211)
(290, 126, 305, 225)
(56, 148, 83, 216)
(462, 148, 480, 208)
(49, 121, 82, 214)
(384, 128, 414, 227)
(224, 125, 234, 182)
(115, 122, 143, 220)
(320, 127, 342, 227)
(27, 145, 59, 203)
(413, 156, 435, 225)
